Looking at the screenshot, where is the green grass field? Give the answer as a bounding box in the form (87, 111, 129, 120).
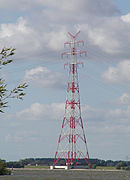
(24, 165, 116, 170)
(0, 169, 130, 180)
(24, 165, 49, 169)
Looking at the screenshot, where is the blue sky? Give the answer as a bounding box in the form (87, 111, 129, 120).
(113, 0, 130, 14)
(0, 0, 130, 162)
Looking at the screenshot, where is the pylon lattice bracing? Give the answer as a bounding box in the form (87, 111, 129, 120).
(53, 31, 90, 167)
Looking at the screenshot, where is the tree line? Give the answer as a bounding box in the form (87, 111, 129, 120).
(3, 158, 130, 170)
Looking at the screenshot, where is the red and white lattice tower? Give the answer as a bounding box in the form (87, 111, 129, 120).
(53, 31, 90, 167)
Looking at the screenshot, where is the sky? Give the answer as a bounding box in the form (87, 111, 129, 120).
(0, 0, 130, 162)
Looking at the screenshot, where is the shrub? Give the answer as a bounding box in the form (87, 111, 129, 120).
(0, 160, 11, 175)
(125, 166, 130, 171)
(116, 164, 121, 170)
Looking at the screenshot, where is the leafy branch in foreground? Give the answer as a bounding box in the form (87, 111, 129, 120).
(0, 48, 15, 66)
(0, 48, 28, 113)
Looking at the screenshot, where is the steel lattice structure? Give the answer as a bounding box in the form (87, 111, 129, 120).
(53, 31, 90, 167)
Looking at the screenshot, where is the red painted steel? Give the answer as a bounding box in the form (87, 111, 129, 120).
(53, 32, 90, 167)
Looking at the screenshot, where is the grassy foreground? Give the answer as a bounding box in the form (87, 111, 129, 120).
(0, 169, 130, 180)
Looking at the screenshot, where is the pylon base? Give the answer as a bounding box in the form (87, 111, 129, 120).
(50, 166, 69, 170)
(50, 165, 89, 170)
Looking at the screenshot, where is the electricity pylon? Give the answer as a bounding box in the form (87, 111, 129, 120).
(53, 31, 90, 167)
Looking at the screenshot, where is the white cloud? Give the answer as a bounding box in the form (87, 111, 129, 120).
(85, 106, 130, 136)
(107, 106, 130, 123)
(41, 0, 119, 25)
(15, 101, 129, 125)
(102, 60, 130, 84)
(16, 102, 104, 122)
(87, 25, 120, 54)
(0, 16, 68, 60)
(81, 104, 130, 135)
(0, 17, 42, 59)
(43, 28, 67, 51)
(5, 131, 38, 143)
(0, 0, 119, 17)
(79, 13, 130, 57)
(0, 1, 129, 63)
(119, 93, 130, 104)
(24, 66, 65, 89)
(82, 104, 105, 121)
(15, 102, 130, 136)
(121, 13, 130, 23)
(0, 0, 39, 10)
(17, 102, 65, 121)
(0, 17, 28, 38)
(111, 93, 130, 105)
(0, 0, 130, 161)
(2, 100, 130, 161)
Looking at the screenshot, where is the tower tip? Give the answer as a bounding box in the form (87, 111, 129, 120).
(68, 31, 80, 39)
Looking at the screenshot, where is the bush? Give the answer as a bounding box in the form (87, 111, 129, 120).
(116, 164, 121, 170)
(6, 161, 24, 168)
(116, 162, 127, 170)
(92, 164, 96, 169)
(88, 164, 96, 169)
(125, 166, 130, 171)
(0, 160, 11, 175)
(88, 164, 92, 169)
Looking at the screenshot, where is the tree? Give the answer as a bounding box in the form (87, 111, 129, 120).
(0, 48, 28, 112)
(0, 160, 11, 175)
(116, 162, 127, 170)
